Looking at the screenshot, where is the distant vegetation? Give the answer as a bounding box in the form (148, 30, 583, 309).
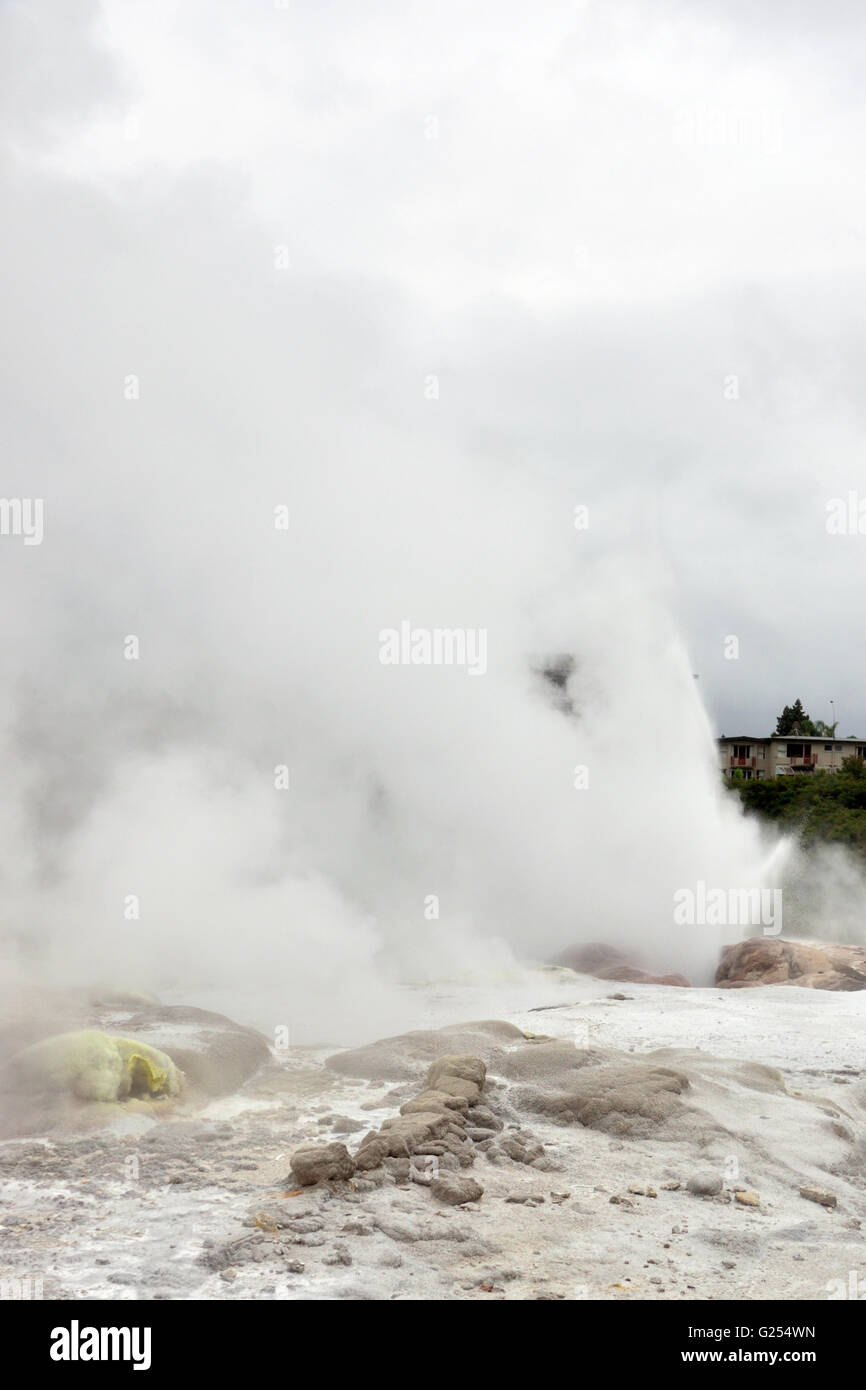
(774, 697, 838, 738)
(728, 757, 866, 857)
(727, 699, 866, 857)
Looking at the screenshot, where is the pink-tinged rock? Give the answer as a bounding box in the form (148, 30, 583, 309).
(715, 937, 866, 991)
(553, 943, 690, 988)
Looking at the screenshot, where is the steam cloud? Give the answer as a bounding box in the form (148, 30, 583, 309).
(1, 2, 858, 1045)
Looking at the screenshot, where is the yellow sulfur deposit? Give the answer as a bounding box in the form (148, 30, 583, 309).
(12, 1030, 183, 1103)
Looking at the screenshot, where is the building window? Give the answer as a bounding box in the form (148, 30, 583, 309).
(825, 743, 833, 751)
(733, 744, 750, 759)
(786, 744, 804, 758)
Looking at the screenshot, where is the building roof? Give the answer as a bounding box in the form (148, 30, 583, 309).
(718, 733, 860, 742)
(718, 735, 768, 742)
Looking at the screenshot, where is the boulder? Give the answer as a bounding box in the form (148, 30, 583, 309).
(353, 1135, 391, 1171)
(426, 1055, 487, 1090)
(552, 943, 690, 987)
(322, 1114, 365, 1134)
(118, 1005, 271, 1095)
(289, 1142, 355, 1186)
(514, 1060, 689, 1137)
(466, 1104, 503, 1132)
(597, 966, 691, 988)
(715, 938, 866, 991)
(0, 1003, 270, 1136)
(380, 1111, 460, 1144)
(799, 1185, 837, 1209)
(325, 1022, 523, 1082)
(687, 1172, 723, 1197)
(9, 1030, 182, 1103)
(430, 1174, 484, 1206)
(495, 1038, 593, 1082)
(410, 1142, 474, 1170)
(400, 1089, 469, 1117)
(427, 1074, 481, 1105)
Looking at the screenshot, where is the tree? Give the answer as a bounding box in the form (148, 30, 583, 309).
(811, 720, 838, 737)
(775, 699, 814, 736)
(727, 755, 866, 858)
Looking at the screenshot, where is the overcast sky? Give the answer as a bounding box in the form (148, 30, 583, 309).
(21, 0, 862, 736)
(2, 1, 865, 1019)
(4, 1, 864, 733)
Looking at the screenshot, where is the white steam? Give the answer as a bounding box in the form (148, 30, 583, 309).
(0, 3, 860, 1045)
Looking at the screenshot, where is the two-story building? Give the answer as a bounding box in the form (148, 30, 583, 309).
(718, 734, 866, 779)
